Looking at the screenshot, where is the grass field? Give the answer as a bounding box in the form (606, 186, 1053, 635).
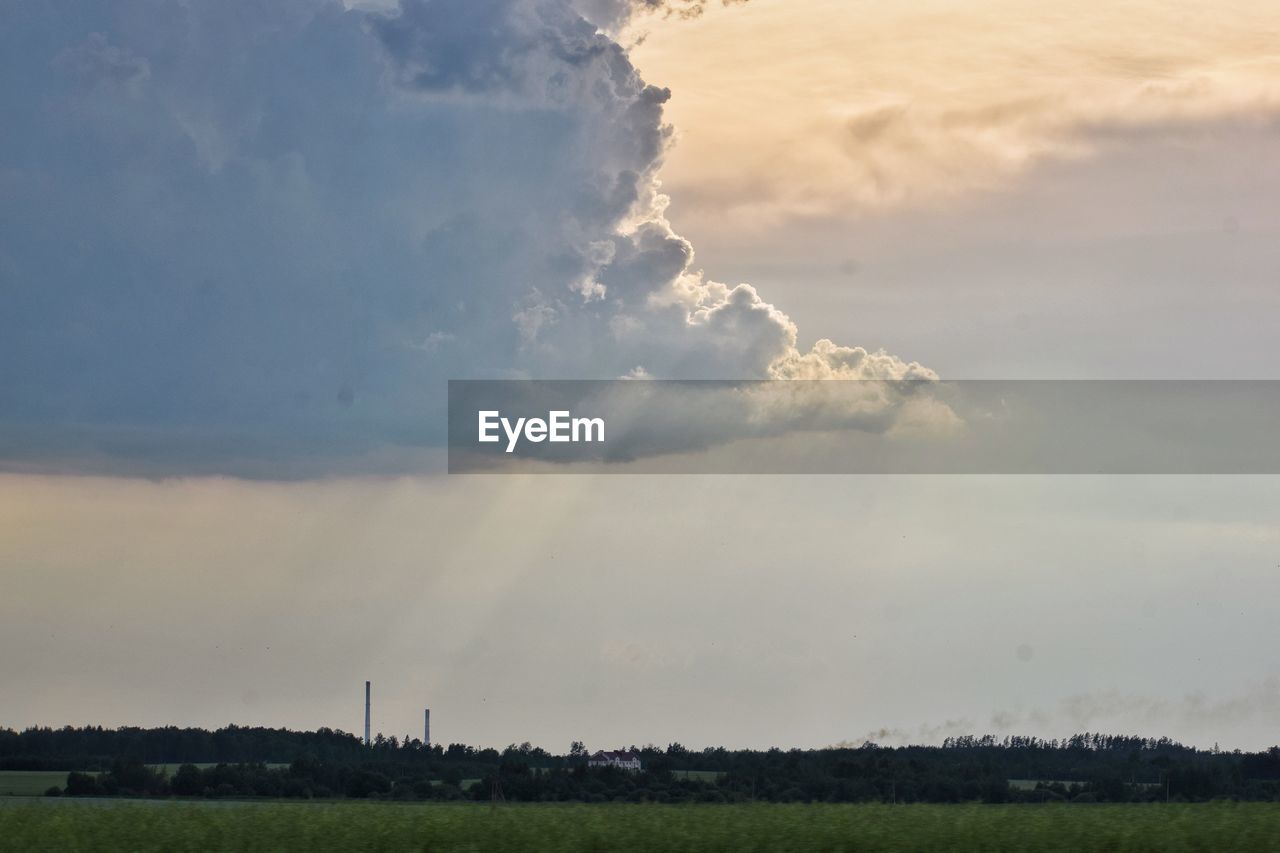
(1, 801, 1278, 852)
(1, 766, 293, 796)
(0, 768, 480, 797)
(671, 769, 723, 782)
(146, 764, 289, 776)
(0, 772, 68, 797)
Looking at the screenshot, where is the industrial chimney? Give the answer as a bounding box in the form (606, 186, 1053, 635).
(424, 708, 430, 747)
(364, 681, 371, 746)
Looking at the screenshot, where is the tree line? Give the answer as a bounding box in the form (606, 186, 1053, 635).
(4, 725, 1279, 803)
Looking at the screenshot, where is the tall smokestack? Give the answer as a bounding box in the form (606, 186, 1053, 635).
(424, 708, 430, 747)
(364, 681, 371, 746)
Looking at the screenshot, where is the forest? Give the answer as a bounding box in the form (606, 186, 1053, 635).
(3, 726, 1279, 803)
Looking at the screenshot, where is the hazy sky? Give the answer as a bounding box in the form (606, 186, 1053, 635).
(2, 0, 1279, 750)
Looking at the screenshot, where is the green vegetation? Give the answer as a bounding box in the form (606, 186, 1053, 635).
(0, 772, 67, 797)
(5, 727, 1280, 804)
(147, 763, 287, 776)
(1, 801, 1278, 852)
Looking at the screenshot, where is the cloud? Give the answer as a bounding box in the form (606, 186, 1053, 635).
(576, 0, 748, 32)
(371, 1, 613, 99)
(0, 0, 921, 477)
(630, 0, 1280, 228)
(52, 32, 151, 91)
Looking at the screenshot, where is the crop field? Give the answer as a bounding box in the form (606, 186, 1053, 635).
(1, 801, 1278, 853)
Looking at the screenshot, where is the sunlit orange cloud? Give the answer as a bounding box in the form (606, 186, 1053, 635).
(627, 0, 1280, 229)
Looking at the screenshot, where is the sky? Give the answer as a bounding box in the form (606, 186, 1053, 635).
(628, 0, 1280, 378)
(2, 0, 1279, 750)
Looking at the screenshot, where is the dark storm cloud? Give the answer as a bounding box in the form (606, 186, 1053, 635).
(0, 0, 920, 478)
(371, 0, 608, 96)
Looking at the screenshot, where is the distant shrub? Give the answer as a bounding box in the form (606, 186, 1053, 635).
(64, 772, 100, 797)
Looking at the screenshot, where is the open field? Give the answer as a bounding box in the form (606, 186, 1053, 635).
(147, 764, 289, 776)
(0, 772, 67, 797)
(0, 768, 482, 797)
(2, 767, 295, 796)
(1, 801, 1278, 852)
(1007, 778, 1161, 791)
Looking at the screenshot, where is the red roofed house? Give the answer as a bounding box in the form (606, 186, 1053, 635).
(587, 750, 642, 771)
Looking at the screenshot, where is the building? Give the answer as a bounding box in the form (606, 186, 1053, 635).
(587, 750, 642, 771)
